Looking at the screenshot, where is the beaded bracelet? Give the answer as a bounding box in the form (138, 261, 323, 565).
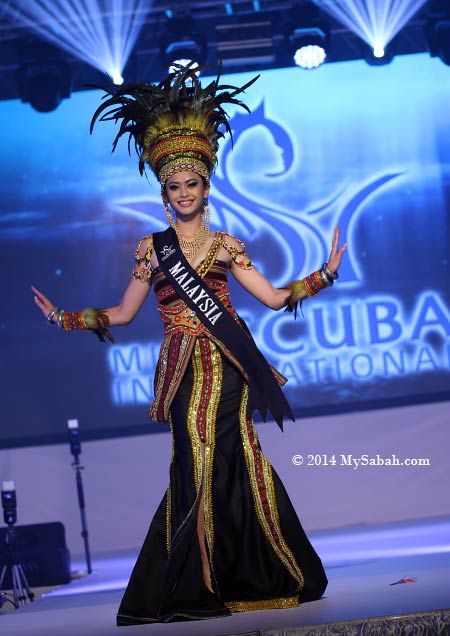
(62, 311, 87, 331)
(46, 308, 114, 343)
(285, 266, 336, 318)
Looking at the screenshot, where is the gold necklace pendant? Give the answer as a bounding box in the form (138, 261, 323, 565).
(176, 224, 210, 259)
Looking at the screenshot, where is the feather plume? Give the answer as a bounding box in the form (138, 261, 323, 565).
(90, 63, 259, 179)
(83, 308, 115, 343)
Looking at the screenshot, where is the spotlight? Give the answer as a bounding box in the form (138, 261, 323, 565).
(426, 20, 450, 66)
(363, 41, 394, 66)
(1, 481, 17, 526)
(319, 0, 425, 65)
(16, 59, 72, 112)
(3, 1, 148, 89)
(67, 419, 81, 458)
(373, 40, 385, 58)
(111, 71, 125, 86)
(290, 27, 328, 69)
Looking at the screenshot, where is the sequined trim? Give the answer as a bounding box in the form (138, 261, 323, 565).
(148, 134, 211, 166)
(132, 234, 154, 284)
(165, 415, 175, 554)
(209, 337, 249, 383)
(149, 332, 196, 422)
(239, 385, 304, 591)
(187, 342, 204, 494)
(197, 232, 225, 278)
(165, 485, 171, 555)
(203, 341, 222, 562)
(160, 304, 204, 333)
(195, 340, 220, 442)
(302, 270, 326, 296)
(116, 613, 158, 624)
(159, 159, 210, 184)
(223, 234, 254, 270)
(186, 339, 222, 587)
(225, 596, 299, 612)
(143, 125, 213, 183)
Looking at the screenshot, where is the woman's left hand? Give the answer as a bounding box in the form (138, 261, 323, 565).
(327, 226, 347, 274)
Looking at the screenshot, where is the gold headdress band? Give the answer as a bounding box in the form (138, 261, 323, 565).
(90, 63, 259, 185)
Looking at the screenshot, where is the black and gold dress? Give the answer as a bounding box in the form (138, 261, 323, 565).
(116, 231, 327, 625)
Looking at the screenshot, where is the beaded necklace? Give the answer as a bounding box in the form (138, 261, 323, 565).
(175, 224, 210, 259)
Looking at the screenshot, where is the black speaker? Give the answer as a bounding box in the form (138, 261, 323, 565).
(0, 522, 71, 588)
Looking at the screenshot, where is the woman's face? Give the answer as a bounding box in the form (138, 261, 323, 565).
(164, 170, 209, 220)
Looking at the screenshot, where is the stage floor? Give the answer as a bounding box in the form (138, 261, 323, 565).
(1, 519, 450, 636)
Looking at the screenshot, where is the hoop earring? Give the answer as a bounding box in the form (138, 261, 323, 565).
(202, 197, 210, 232)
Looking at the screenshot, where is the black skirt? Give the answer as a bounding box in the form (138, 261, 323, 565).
(117, 343, 327, 625)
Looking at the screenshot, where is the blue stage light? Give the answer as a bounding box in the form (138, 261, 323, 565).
(373, 41, 385, 58)
(290, 27, 328, 69)
(364, 42, 394, 66)
(294, 44, 327, 69)
(112, 71, 125, 86)
(3, 0, 150, 85)
(317, 0, 427, 65)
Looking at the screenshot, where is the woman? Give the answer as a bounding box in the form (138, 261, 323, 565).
(32, 65, 346, 625)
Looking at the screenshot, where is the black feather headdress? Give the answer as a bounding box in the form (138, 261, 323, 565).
(90, 63, 259, 183)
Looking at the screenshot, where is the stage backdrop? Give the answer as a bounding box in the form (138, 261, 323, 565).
(0, 53, 449, 448)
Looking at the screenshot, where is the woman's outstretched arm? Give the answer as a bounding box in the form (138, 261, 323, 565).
(32, 235, 154, 335)
(32, 276, 151, 328)
(229, 226, 347, 310)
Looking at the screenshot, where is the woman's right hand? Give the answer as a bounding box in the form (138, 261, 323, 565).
(32, 285, 58, 322)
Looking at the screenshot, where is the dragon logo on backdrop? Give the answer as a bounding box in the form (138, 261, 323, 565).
(109, 102, 450, 410)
